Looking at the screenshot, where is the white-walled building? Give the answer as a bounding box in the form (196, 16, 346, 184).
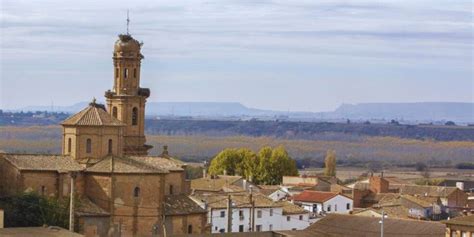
(258, 185, 289, 201)
(292, 190, 353, 215)
(191, 193, 311, 233)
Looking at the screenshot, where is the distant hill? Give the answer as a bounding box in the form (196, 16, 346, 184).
(331, 102, 474, 123)
(16, 102, 474, 123)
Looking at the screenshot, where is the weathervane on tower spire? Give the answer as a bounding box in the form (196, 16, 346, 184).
(126, 9, 130, 35)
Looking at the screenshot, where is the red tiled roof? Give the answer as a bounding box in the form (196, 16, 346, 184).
(292, 191, 338, 203)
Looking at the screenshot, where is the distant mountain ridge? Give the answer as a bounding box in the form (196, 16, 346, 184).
(16, 101, 474, 123)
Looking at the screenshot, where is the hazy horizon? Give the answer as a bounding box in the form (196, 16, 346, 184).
(1, 0, 472, 112)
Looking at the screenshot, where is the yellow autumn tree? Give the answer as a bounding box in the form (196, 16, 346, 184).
(324, 149, 337, 177)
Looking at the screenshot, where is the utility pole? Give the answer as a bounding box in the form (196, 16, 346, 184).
(249, 192, 255, 232)
(69, 171, 77, 232)
(162, 203, 167, 237)
(380, 210, 385, 237)
(227, 195, 232, 233)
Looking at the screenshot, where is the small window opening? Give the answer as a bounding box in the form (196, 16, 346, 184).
(134, 187, 140, 197)
(112, 107, 118, 118)
(132, 107, 138, 125)
(124, 68, 128, 78)
(67, 138, 71, 153)
(108, 139, 113, 154)
(86, 138, 92, 153)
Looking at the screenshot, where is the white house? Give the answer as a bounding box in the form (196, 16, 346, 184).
(291, 190, 353, 215)
(258, 185, 289, 201)
(190, 193, 311, 233)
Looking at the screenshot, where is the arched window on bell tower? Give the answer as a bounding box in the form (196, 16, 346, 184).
(124, 68, 128, 79)
(112, 107, 118, 118)
(132, 107, 138, 125)
(134, 68, 137, 78)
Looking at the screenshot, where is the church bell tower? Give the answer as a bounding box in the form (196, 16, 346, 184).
(104, 32, 152, 155)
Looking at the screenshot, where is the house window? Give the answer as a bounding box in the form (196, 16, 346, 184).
(346, 203, 351, 210)
(108, 139, 113, 154)
(287, 216, 290, 221)
(269, 224, 273, 231)
(41, 186, 46, 196)
(187, 225, 192, 234)
(124, 68, 128, 78)
(112, 107, 118, 118)
(269, 209, 273, 216)
(219, 229, 225, 233)
(239, 210, 244, 220)
(67, 138, 71, 153)
(169, 185, 173, 195)
(133, 187, 140, 197)
(299, 215, 303, 220)
(335, 204, 338, 212)
(220, 211, 225, 218)
(257, 210, 262, 218)
(256, 225, 262, 232)
(327, 205, 331, 212)
(134, 68, 137, 78)
(132, 107, 138, 125)
(239, 225, 244, 232)
(86, 138, 92, 153)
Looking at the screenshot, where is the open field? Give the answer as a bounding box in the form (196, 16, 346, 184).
(0, 126, 473, 171)
(302, 167, 474, 182)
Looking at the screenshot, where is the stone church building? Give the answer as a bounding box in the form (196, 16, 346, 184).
(0, 33, 207, 237)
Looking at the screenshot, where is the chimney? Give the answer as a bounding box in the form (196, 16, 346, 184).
(202, 168, 207, 179)
(243, 179, 247, 191)
(380, 172, 384, 178)
(456, 182, 464, 191)
(223, 170, 227, 176)
(161, 145, 169, 157)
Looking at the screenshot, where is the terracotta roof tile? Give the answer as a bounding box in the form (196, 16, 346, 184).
(86, 156, 183, 174)
(192, 193, 280, 209)
(305, 214, 445, 237)
(61, 103, 124, 126)
(400, 185, 459, 198)
(191, 175, 242, 192)
(277, 201, 309, 215)
(443, 215, 474, 226)
(164, 194, 207, 216)
(2, 153, 83, 172)
(292, 191, 339, 203)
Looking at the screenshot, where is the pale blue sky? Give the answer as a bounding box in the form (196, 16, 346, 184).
(0, 0, 472, 112)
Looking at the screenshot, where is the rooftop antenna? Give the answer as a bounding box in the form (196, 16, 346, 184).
(126, 9, 130, 35)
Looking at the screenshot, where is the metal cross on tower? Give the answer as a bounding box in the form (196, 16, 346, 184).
(126, 10, 130, 35)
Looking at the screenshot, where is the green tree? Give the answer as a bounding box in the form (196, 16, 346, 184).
(268, 146, 298, 184)
(240, 148, 259, 182)
(324, 149, 337, 177)
(208, 148, 242, 176)
(257, 146, 273, 184)
(207, 146, 299, 185)
(1, 192, 69, 228)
